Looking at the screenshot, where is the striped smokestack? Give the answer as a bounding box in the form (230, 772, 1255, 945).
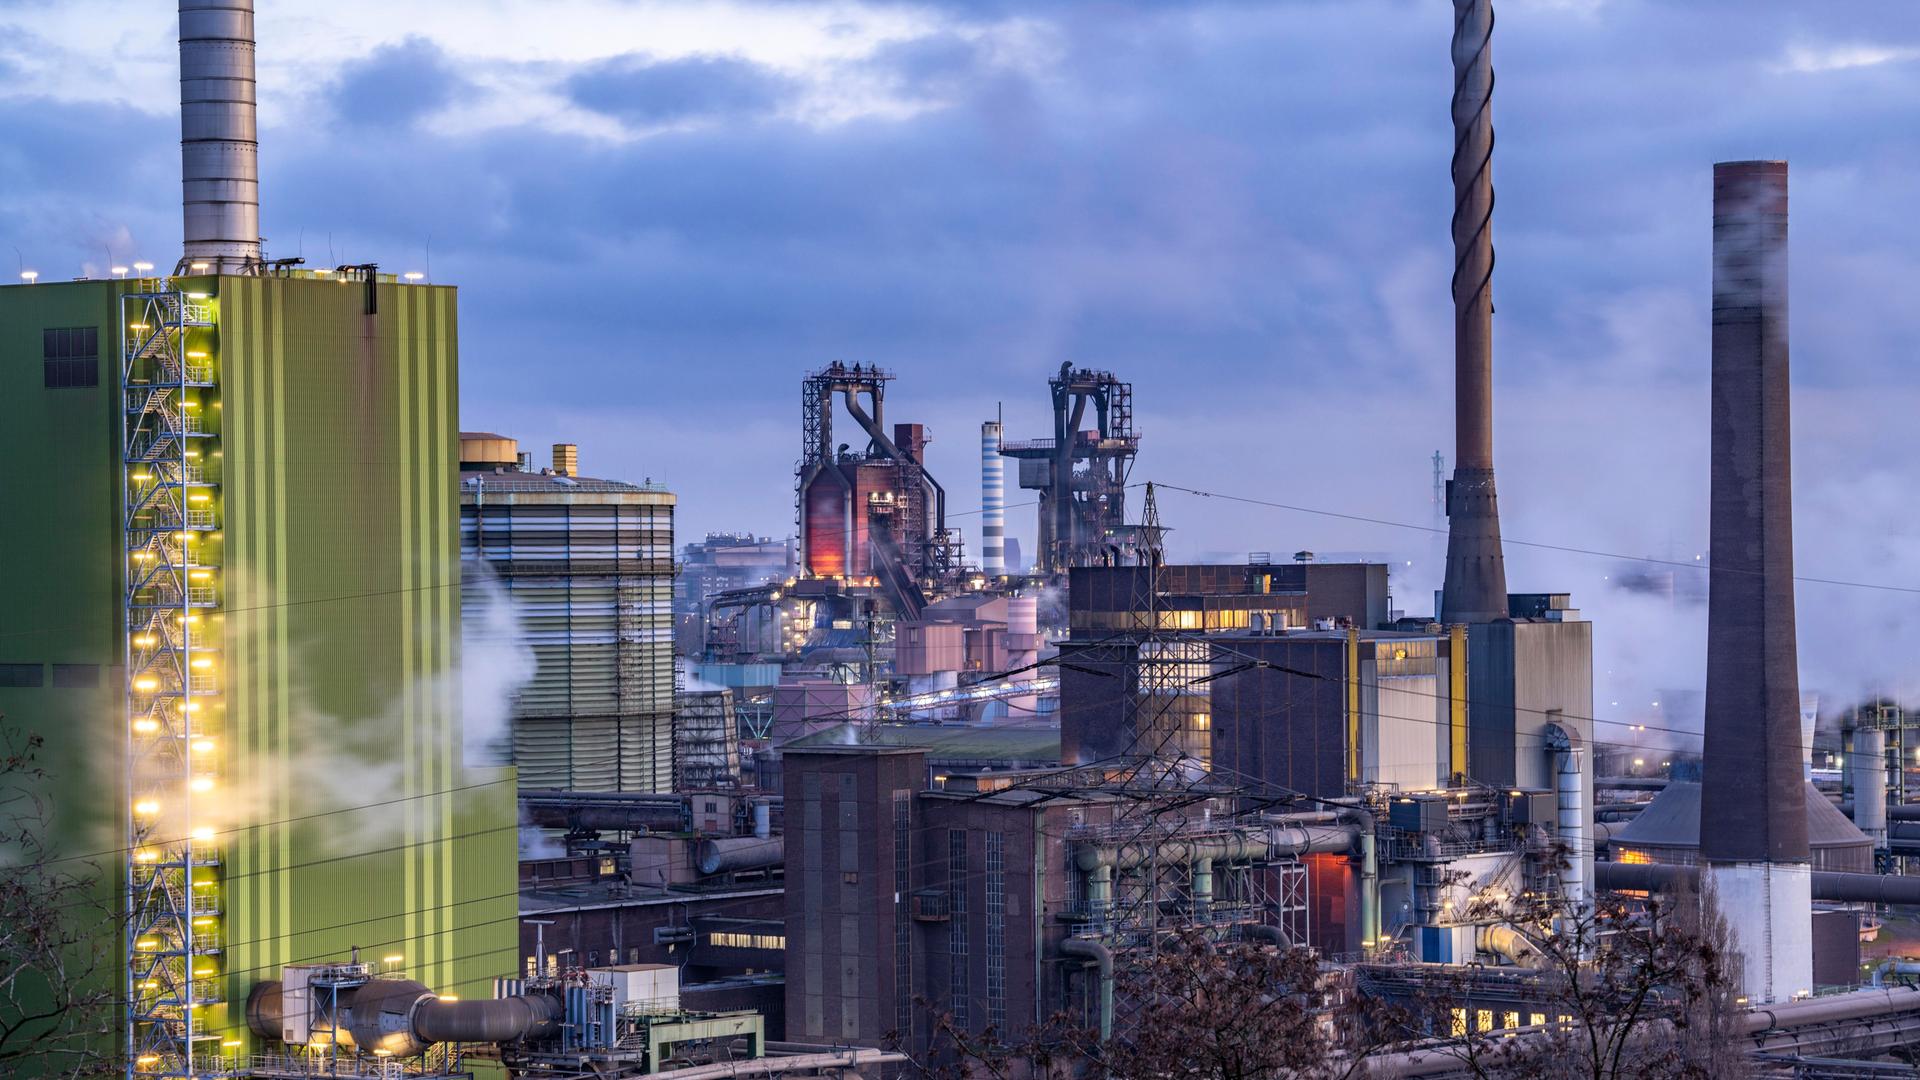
(1439, 0, 1510, 625)
(982, 417, 1005, 575)
(178, 0, 262, 273)
(1700, 159, 1811, 1004)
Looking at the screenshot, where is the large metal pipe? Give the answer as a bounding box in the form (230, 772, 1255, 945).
(981, 419, 1005, 574)
(247, 979, 560, 1054)
(1060, 938, 1113, 1041)
(697, 835, 784, 876)
(1072, 823, 1357, 873)
(178, 0, 261, 273)
(414, 994, 562, 1045)
(1438, 0, 1509, 624)
(519, 791, 687, 834)
(1595, 859, 1920, 906)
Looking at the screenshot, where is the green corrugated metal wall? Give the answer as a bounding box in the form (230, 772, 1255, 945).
(0, 276, 516, 1060)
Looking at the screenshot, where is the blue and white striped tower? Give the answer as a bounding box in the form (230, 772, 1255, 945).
(982, 417, 1005, 574)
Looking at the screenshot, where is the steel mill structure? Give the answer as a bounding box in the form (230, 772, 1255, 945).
(1000, 363, 1140, 576)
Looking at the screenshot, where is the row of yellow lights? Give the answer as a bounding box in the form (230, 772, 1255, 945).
(129, 287, 229, 1073)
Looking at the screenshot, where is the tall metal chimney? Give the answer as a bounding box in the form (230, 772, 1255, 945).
(1439, 0, 1510, 625)
(981, 416, 1005, 576)
(178, 0, 262, 273)
(1699, 159, 1810, 1004)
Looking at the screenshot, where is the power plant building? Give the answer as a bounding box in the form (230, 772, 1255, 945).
(0, 269, 517, 1069)
(460, 434, 677, 793)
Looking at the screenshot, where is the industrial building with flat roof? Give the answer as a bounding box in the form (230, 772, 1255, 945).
(460, 433, 678, 793)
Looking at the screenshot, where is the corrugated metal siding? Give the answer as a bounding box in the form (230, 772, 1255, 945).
(461, 495, 676, 792)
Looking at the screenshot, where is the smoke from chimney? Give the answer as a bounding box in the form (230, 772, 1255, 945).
(178, 0, 262, 273)
(1439, 0, 1510, 624)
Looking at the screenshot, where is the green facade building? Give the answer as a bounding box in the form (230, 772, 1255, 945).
(0, 271, 517, 1072)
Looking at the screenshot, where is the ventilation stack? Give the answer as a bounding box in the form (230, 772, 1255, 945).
(178, 0, 262, 273)
(981, 417, 1005, 575)
(1438, 0, 1510, 625)
(1699, 159, 1811, 1004)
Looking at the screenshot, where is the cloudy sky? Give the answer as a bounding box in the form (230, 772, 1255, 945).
(4, 0, 1919, 739)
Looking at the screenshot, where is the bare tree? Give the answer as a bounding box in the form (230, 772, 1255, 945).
(0, 725, 121, 1075)
(1398, 886, 1747, 1080)
(903, 931, 1396, 1080)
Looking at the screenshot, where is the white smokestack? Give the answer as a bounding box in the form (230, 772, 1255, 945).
(178, 0, 262, 273)
(982, 418, 1005, 575)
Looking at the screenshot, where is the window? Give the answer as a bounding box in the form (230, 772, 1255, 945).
(42, 327, 99, 389)
(0, 664, 43, 688)
(709, 931, 786, 950)
(949, 830, 970, 1028)
(986, 832, 1006, 1031)
(51, 664, 100, 689)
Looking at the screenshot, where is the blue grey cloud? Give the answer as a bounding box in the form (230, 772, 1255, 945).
(8, 1, 1920, 714)
(567, 54, 794, 125)
(330, 35, 472, 129)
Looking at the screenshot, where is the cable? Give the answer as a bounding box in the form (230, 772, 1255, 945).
(1151, 481, 1920, 596)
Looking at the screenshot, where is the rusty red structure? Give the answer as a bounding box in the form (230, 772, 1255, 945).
(795, 363, 950, 617)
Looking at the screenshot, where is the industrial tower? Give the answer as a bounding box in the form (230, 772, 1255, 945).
(0, 4, 516, 1076)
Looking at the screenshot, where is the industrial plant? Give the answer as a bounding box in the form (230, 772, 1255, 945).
(5, 2, 1920, 1080)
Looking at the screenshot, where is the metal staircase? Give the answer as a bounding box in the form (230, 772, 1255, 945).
(121, 288, 223, 1079)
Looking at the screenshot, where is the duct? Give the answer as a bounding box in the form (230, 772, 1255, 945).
(1438, 0, 1510, 624)
(1478, 923, 1536, 966)
(177, 0, 261, 273)
(1192, 856, 1214, 919)
(414, 994, 561, 1045)
(1060, 938, 1113, 1041)
(697, 836, 784, 876)
(1343, 808, 1380, 951)
(519, 791, 687, 834)
(1245, 924, 1287, 947)
(753, 800, 773, 839)
(247, 979, 560, 1053)
(1072, 823, 1356, 873)
(1085, 863, 1112, 918)
(1595, 860, 1920, 906)
(1851, 728, 1888, 847)
(1870, 960, 1920, 988)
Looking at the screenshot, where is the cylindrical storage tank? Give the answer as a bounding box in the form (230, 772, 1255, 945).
(697, 835, 785, 876)
(752, 800, 772, 839)
(1004, 593, 1040, 717)
(177, 0, 261, 271)
(982, 420, 1005, 574)
(1853, 728, 1888, 848)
